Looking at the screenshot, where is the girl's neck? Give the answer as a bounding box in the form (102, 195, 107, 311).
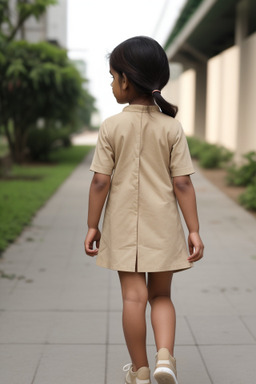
(129, 95, 155, 106)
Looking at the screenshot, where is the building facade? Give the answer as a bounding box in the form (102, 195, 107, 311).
(8, 0, 67, 47)
(163, 0, 256, 158)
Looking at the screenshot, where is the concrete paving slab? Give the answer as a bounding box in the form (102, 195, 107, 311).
(173, 286, 237, 316)
(187, 315, 255, 345)
(33, 345, 105, 384)
(173, 346, 212, 384)
(46, 311, 107, 344)
(223, 289, 256, 315)
(57, 269, 110, 311)
(2, 287, 62, 311)
(200, 345, 256, 384)
(105, 344, 131, 384)
(0, 311, 52, 343)
(241, 316, 256, 340)
(0, 345, 43, 384)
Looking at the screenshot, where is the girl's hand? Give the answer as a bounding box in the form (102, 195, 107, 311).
(187, 232, 204, 262)
(84, 228, 101, 257)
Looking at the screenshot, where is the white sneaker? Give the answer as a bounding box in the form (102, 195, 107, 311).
(123, 363, 151, 384)
(153, 348, 178, 384)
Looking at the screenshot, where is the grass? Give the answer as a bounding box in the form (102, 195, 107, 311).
(0, 145, 92, 253)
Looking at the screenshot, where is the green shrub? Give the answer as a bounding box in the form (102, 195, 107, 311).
(226, 151, 256, 186)
(186, 136, 204, 159)
(239, 181, 256, 211)
(187, 136, 233, 169)
(58, 128, 72, 147)
(199, 144, 233, 169)
(27, 126, 72, 161)
(27, 128, 53, 161)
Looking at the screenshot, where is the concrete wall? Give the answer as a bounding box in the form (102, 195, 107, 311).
(163, 69, 196, 136)
(46, 0, 67, 47)
(170, 33, 256, 158)
(205, 34, 256, 156)
(237, 32, 256, 156)
(206, 45, 240, 152)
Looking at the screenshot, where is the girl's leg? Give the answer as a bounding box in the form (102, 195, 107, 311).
(118, 271, 149, 371)
(148, 272, 176, 356)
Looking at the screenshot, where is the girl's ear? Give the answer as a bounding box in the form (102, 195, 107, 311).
(121, 72, 129, 90)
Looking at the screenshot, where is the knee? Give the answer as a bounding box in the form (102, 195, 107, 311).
(122, 287, 148, 307)
(148, 292, 170, 306)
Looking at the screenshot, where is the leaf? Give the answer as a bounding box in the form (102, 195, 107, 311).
(6, 59, 27, 79)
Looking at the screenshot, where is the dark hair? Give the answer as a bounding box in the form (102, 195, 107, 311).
(109, 36, 178, 117)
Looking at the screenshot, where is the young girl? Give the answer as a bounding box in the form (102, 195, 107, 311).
(84, 36, 204, 384)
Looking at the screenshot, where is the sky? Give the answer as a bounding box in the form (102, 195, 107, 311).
(67, 0, 186, 123)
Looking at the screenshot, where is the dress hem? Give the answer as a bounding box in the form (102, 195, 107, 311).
(96, 259, 193, 273)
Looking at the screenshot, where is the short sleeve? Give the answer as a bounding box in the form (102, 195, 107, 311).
(90, 121, 115, 175)
(169, 123, 195, 177)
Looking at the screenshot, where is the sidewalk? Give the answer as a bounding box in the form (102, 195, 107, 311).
(0, 150, 256, 384)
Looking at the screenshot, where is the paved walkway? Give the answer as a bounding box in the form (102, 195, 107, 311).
(1, 149, 256, 384)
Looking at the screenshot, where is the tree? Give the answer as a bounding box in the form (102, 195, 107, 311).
(0, 40, 91, 162)
(0, 1, 96, 162)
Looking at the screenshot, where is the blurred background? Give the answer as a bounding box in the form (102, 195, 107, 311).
(1, 0, 256, 253)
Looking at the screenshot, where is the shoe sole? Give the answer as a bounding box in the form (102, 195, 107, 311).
(124, 380, 151, 384)
(154, 367, 178, 384)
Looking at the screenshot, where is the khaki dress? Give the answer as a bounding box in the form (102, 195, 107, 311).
(90, 104, 195, 272)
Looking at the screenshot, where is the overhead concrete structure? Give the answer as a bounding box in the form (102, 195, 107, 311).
(164, 0, 256, 157)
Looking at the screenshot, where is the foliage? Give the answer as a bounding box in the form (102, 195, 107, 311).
(0, 40, 90, 162)
(186, 136, 203, 159)
(187, 136, 256, 212)
(0, 1, 96, 163)
(226, 152, 256, 186)
(187, 136, 233, 169)
(26, 127, 54, 161)
(26, 125, 73, 161)
(239, 182, 256, 211)
(199, 144, 233, 169)
(0, 145, 92, 253)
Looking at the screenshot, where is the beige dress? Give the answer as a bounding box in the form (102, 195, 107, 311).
(90, 104, 195, 272)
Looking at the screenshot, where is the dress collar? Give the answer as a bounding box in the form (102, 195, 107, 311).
(123, 104, 160, 113)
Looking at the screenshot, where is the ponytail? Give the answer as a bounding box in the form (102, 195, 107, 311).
(152, 91, 178, 118)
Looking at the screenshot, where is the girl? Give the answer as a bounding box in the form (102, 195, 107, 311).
(84, 36, 204, 384)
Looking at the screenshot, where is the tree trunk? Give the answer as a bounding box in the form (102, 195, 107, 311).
(13, 122, 26, 164)
(3, 121, 16, 161)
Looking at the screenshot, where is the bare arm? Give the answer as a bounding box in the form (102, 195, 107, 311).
(84, 172, 111, 256)
(173, 175, 204, 262)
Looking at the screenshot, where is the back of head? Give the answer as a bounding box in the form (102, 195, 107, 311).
(109, 36, 178, 117)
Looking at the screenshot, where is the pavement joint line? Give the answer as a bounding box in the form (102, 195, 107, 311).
(184, 316, 214, 384)
(239, 315, 256, 343)
(1, 342, 255, 346)
(31, 352, 43, 384)
(104, 271, 112, 384)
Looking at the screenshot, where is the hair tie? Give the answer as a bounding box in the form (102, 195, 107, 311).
(152, 89, 161, 95)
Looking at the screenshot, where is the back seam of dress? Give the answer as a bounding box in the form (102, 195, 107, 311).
(135, 112, 144, 272)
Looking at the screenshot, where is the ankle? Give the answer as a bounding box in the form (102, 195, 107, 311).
(157, 347, 174, 357)
(132, 364, 149, 372)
